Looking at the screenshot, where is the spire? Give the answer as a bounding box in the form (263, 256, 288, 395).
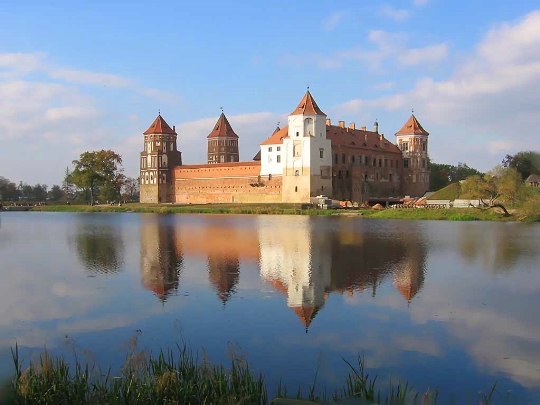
(143, 114, 177, 135)
(395, 114, 429, 136)
(207, 112, 239, 139)
(291, 306, 321, 330)
(289, 90, 326, 116)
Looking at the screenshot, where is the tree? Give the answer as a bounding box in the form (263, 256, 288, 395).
(502, 151, 540, 180)
(32, 184, 48, 201)
(71, 150, 123, 205)
(62, 167, 76, 200)
(429, 160, 483, 191)
(122, 177, 140, 201)
(0, 177, 20, 201)
(48, 185, 64, 201)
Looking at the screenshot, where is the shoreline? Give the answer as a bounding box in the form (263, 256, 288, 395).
(19, 203, 538, 221)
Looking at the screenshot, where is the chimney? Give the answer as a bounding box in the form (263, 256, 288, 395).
(361, 126, 367, 131)
(326, 118, 331, 126)
(173, 125, 176, 132)
(349, 122, 356, 130)
(338, 120, 345, 128)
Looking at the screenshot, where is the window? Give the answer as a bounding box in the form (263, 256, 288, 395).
(334, 154, 338, 164)
(390, 160, 394, 168)
(296, 132, 299, 137)
(295, 170, 299, 176)
(373, 158, 376, 167)
(277, 155, 281, 163)
(320, 149, 324, 159)
(403, 159, 409, 168)
(351, 155, 355, 164)
(379, 159, 382, 167)
(422, 142, 427, 151)
(389, 173, 393, 182)
(364, 156, 368, 166)
(277, 146, 281, 151)
(345, 170, 349, 179)
(422, 159, 426, 168)
(295, 186, 298, 192)
(342, 154, 345, 164)
(268, 147, 272, 152)
(364, 173, 368, 181)
(385, 159, 388, 167)
(401, 142, 409, 151)
(396, 160, 399, 168)
(338, 171, 342, 179)
(268, 174, 272, 180)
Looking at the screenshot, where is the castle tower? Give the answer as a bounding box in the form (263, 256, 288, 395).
(282, 90, 333, 202)
(395, 114, 430, 197)
(140, 114, 182, 203)
(207, 111, 239, 164)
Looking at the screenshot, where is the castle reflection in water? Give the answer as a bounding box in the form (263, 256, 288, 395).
(139, 216, 427, 329)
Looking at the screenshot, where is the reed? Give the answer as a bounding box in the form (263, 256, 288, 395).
(4, 344, 506, 405)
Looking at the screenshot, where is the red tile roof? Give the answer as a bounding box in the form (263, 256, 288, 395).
(326, 125, 402, 154)
(289, 91, 326, 116)
(260, 126, 288, 145)
(207, 112, 239, 139)
(291, 306, 321, 328)
(143, 114, 177, 135)
(395, 114, 429, 136)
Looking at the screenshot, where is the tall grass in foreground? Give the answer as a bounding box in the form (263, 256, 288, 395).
(4, 344, 508, 405)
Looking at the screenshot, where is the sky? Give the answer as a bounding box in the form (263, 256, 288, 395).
(1, 0, 540, 186)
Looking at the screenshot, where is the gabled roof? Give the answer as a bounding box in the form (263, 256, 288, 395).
(526, 174, 540, 183)
(289, 91, 326, 116)
(261, 126, 288, 145)
(253, 150, 261, 161)
(395, 114, 429, 136)
(207, 112, 239, 139)
(291, 306, 321, 329)
(326, 125, 402, 154)
(143, 114, 177, 135)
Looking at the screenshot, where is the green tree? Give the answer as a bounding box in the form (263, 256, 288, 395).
(32, 184, 48, 201)
(502, 151, 540, 180)
(429, 160, 483, 191)
(0, 177, 20, 201)
(71, 150, 123, 205)
(48, 185, 64, 201)
(62, 166, 76, 200)
(122, 177, 139, 201)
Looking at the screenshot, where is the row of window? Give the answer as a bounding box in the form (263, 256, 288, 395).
(400, 140, 427, 152)
(335, 170, 398, 182)
(267, 146, 281, 152)
(334, 153, 400, 168)
(209, 140, 238, 147)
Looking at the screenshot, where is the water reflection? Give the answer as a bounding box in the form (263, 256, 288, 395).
(140, 216, 183, 302)
(258, 217, 428, 330)
(73, 217, 125, 274)
(458, 223, 540, 274)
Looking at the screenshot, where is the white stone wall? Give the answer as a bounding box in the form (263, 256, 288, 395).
(259, 143, 285, 176)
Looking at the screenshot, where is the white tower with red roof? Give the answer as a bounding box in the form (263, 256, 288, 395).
(281, 90, 333, 203)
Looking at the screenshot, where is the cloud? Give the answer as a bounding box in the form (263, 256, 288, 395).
(413, 0, 429, 6)
(280, 29, 446, 71)
(48, 68, 134, 87)
(488, 140, 514, 155)
(335, 10, 540, 168)
(322, 12, 344, 31)
(371, 81, 395, 90)
(378, 5, 410, 22)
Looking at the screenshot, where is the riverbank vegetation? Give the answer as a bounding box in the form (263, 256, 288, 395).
(2, 344, 503, 405)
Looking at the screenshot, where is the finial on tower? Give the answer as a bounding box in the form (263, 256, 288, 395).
(307, 82, 310, 91)
(158, 109, 161, 116)
(411, 108, 414, 114)
(220, 106, 224, 113)
(277, 121, 280, 127)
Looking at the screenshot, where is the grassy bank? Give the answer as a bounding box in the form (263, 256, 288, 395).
(2, 344, 503, 405)
(27, 203, 540, 222)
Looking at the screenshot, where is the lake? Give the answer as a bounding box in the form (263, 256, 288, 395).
(0, 212, 539, 403)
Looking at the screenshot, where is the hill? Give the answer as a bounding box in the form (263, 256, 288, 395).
(429, 182, 462, 200)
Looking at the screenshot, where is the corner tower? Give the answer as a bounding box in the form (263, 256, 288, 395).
(395, 114, 430, 197)
(140, 114, 182, 203)
(207, 111, 239, 164)
(282, 90, 333, 202)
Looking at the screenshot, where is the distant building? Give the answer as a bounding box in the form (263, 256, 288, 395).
(140, 91, 431, 203)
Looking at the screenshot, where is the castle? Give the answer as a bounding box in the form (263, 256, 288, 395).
(140, 91, 430, 204)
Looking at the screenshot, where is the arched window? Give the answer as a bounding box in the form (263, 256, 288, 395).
(304, 118, 314, 136)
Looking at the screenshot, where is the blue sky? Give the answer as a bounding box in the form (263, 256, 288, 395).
(1, 0, 539, 185)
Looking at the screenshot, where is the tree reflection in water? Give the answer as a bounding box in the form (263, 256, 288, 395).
(73, 219, 125, 274)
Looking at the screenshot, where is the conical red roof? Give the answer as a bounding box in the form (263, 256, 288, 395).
(289, 91, 326, 116)
(207, 112, 239, 139)
(395, 114, 429, 136)
(143, 114, 176, 135)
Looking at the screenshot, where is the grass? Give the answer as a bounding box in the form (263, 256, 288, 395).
(428, 182, 462, 201)
(360, 207, 510, 221)
(3, 344, 507, 405)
